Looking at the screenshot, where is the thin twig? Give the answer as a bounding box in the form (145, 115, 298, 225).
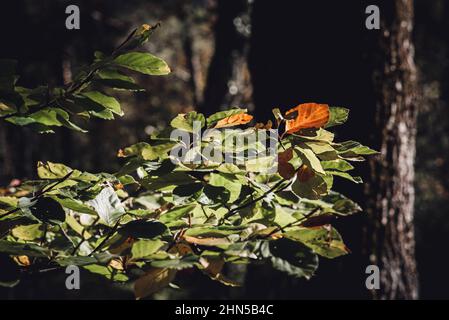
(220, 178, 289, 223)
(89, 218, 122, 256)
(265, 207, 321, 238)
(34, 170, 74, 198)
(0, 171, 74, 220)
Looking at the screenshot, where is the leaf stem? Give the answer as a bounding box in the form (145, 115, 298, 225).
(219, 178, 290, 223)
(0, 171, 74, 220)
(265, 206, 322, 238)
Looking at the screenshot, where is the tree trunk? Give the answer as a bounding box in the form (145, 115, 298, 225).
(200, 0, 252, 114)
(366, 0, 419, 300)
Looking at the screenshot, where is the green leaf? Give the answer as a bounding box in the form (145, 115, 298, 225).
(325, 170, 362, 184)
(209, 173, 242, 203)
(224, 240, 263, 259)
(159, 204, 196, 226)
(73, 95, 114, 120)
(51, 196, 97, 215)
(261, 238, 318, 279)
(199, 185, 230, 205)
(114, 52, 170, 76)
(150, 254, 199, 270)
(275, 191, 300, 207)
(184, 226, 243, 237)
(81, 91, 122, 116)
(56, 252, 113, 267)
(292, 175, 329, 200)
(11, 224, 44, 240)
(143, 159, 176, 176)
(87, 186, 125, 226)
(0, 100, 17, 117)
(142, 172, 196, 190)
(215, 163, 243, 174)
(65, 214, 92, 238)
(322, 192, 362, 216)
(0, 196, 18, 212)
(170, 111, 205, 133)
(5, 116, 34, 126)
(96, 69, 144, 91)
(321, 159, 354, 172)
(30, 108, 85, 131)
(285, 226, 349, 259)
(0, 240, 50, 257)
(294, 147, 325, 174)
(7, 107, 87, 132)
(206, 108, 247, 127)
(83, 264, 129, 282)
(37, 161, 72, 179)
(172, 183, 203, 204)
(30, 197, 66, 225)
(119, 142, 176, 160)
(326, 107, 349, 128)
(245, 155, 278, 174)
(303, 141, 335, 155)
(37, 161, 97, 182)
(131, 239, 165, 259)
(290, 128, 334, 144)
(335, 141, 378, 158)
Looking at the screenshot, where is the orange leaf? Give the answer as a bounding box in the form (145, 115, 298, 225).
(254, 120, 273, 130)
(183, 235, 230, 246)
(14, 255, 31, 266)
(109, 258, 124, 270)
(214, 113, 253, 128)
(285, 103, 330, 134)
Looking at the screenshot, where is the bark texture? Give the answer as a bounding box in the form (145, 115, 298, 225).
(366, 0, 419, 300)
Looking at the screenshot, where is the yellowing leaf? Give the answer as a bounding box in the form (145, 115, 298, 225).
(214, 113, 253, 128)
(11, 224, 43, 241)
(183, 235, 230, 246)
(134, 268, 176, 299)
(109, 258, 124, 270)
(13, 255, 31, 266)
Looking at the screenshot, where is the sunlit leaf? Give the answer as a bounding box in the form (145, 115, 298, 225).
(285, 226, 349, 259)
(114, 52, 170, 76)
(87, 186, 125, 226)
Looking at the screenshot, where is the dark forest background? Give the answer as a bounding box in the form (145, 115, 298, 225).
(1, 0, 448, 299)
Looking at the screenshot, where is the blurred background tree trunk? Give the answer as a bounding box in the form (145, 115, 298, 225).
(365, 0, 419, 299)
(199, 0, 252, 114)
